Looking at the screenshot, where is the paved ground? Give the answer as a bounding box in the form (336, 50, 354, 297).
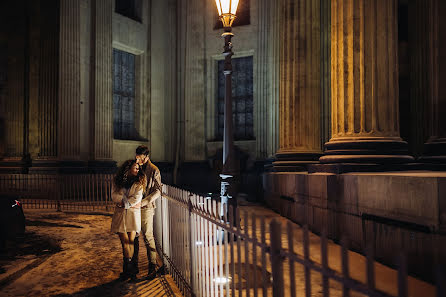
(0, 203, 437, 297)
(0, 209, 182, 297)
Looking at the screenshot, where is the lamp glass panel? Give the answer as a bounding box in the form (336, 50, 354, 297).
(215, 0, 222, 15)
(230, 0, 239, 14)
(221, 0, 230, 14)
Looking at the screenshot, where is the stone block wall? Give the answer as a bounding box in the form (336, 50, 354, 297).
(263, 171, 446, 280)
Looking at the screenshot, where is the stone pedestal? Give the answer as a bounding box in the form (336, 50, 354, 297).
(273, 0, 323, 171)
(319, 0, 413, 168)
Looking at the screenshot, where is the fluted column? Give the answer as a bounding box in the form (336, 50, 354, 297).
(420, 0, 446, 164)
(274, 0, 323, 170)
(58, 0, 81, 160)
(37, 1, 59, 159)
(256, 0, 280, 158)
(91, 0, 113, 161)
(184, 0, 206, 161)
(5, 29, 26, 159)
(321, 0, 331, 147)
(320, 0, 413, 164)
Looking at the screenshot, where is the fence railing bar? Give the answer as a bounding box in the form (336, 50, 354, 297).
(436, 266, 444, 297)
(229, 205, 236, 297)
(260, 216, 267, 297)
(189, 194, 196, 294)
(236, 207, 242, 297)
(224, 203, 229, 297)
(244, 210, 250, 297)
(321, 230, 329, 297)
(217, 202, 224, 297)
(252, 213, 258, 297)
(270, 219, 284, 297)
(341, 237, 350, 297)
(204, 198, 210, 297)
(209, 199, 215, 297)
(213, 199, 218, 297)
(201, 197, 206, 297)
(287, 222, 296, 297)
(181, 192, 186, 286)
(203, 200, 208, 297)
(366, 243, 376, 291)
(398, 252, 408, 297)
(303, 225, 311, 297)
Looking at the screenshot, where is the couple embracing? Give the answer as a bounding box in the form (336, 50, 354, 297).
(110, 145, 162, 281)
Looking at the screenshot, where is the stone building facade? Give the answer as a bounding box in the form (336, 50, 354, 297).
(0, 0, 445, 278)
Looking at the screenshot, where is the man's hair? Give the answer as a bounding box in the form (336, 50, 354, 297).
(136, 145, 149, 156)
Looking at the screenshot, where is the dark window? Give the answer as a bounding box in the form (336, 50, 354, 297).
(214, 0, 250, 29)
(115, 0, 142, 22)
(216, 56, 254, 141)
(113, 49, 137, 140)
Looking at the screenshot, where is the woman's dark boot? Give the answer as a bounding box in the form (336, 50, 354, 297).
(128, 258, 138, 282)
(133, 236, 140, 275)
(119, 257, 130, 280)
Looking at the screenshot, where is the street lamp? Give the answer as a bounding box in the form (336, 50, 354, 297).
(214, 0, 240, 219)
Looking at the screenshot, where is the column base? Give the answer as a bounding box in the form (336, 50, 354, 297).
(419, 140, 446, 165)
(26, 159, 118, 174)
(0, 158, 31, 174)
(87, 160, 117, 174)
(28, 159, 59, 174)
(57, 161, 89, 174)
(272, 152, 322, 172)
(308, 163, 423, 174)
(319, 139, 414, 164)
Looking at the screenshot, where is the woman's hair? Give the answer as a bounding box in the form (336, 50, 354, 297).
(114, 159, 147, 190)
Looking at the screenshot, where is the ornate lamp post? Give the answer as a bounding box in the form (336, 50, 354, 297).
(214, 0, 240, 218)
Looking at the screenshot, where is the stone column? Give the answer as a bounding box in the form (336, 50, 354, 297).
(273, 0, 323, 171)
(37, 0, 59, 160)
(89, 0, 114, 171)
(419, 0, 446, 165)
(58, 0, 83, 166)
(319, 0, 413, 165)
(0, 1, 27, 173)
(320, 0, 331, 147)
(183, 0, 206, 161)
(256, 0, 280, 158)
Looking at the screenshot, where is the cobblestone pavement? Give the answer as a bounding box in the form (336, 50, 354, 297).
(0, 209, 182, 297)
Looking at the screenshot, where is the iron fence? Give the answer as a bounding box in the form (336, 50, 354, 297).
(155, 184, 444, 297)
(1, 174, 444, 297)
(0, 174, 114, 212)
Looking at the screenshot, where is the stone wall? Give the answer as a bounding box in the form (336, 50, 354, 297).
(263, 171, 446, 280)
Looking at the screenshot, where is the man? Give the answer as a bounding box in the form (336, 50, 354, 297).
(133, 145, 162, 280)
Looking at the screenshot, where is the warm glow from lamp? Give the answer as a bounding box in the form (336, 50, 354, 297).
(214, 0, 240, 28)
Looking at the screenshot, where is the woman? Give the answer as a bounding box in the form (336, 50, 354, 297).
(111, 159, 147, 280)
